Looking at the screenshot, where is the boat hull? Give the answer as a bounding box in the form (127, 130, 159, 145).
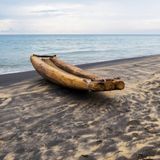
(30, 55, 125, 91)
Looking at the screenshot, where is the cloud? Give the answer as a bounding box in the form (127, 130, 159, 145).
(0, 19, 13, 32)
(30, 3, 83, 17)
(0, 0, 160, 34)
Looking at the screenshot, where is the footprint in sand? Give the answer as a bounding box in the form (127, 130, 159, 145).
(0, 97, 12, 107)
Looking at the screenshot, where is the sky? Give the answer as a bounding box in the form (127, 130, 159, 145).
(0, 0, 160, 34)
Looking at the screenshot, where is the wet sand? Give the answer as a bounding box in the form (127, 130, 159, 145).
(0, 55, 160, 160)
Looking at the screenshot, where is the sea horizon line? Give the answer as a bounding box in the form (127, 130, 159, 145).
(1, 33, 160, 36)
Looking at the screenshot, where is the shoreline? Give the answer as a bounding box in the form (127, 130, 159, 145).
(0, 54, 159, 86)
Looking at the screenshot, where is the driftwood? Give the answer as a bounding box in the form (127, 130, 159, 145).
(30, 54, 125, 91)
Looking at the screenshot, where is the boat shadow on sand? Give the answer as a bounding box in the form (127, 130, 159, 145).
(38, 78, 119, 106)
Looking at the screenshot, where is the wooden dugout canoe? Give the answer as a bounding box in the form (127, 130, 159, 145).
(30, 54, 125, 91)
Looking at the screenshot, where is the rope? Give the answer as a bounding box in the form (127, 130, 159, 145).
(83, 79, 92, 91)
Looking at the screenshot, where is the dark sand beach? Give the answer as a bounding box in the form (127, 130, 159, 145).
(0, 55, 160, 160)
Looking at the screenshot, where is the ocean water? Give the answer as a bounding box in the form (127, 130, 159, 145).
(0, 34, 160, 75)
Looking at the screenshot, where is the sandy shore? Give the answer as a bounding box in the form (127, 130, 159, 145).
(0, 55, 160, 160)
